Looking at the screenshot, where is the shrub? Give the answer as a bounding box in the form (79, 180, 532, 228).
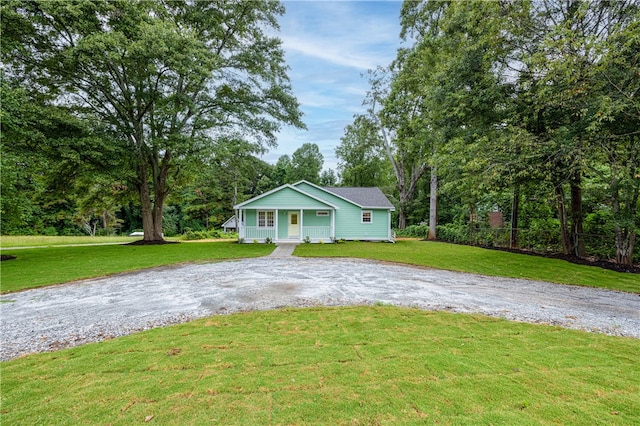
(436, 223, 469, 244)
(181, 228, 229, 241)
(395, 224, 429, 238)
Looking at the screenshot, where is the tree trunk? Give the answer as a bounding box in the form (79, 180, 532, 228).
(610, 135, 639, 265)
(397, 201, 407, 230)
(570, 177, 586, 257)
(555, 184, 571, 255)
(615, 227, 636, 265)
(428, 166, 437, 240)
(138, 162, 165, 242)
(510, 185, 520, 248)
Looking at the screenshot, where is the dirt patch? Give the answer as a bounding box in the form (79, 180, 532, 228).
(1, 255, 17, 262)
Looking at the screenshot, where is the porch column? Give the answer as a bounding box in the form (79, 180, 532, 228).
(331, 209, 335, 240)
(275, 209, 279, 242)
(300, 209, 303, 241)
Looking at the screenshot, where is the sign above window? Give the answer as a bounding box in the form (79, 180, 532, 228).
(316, 211, 330, 217)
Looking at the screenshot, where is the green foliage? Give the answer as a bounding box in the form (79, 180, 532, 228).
(336, 0, 640, 263)
(289, 143, 324, 184)
(395, 224, 429, 238)
(181, 228, 232, 241)
(335, 115, 391, 188)
(435, 223, 469, 244)
(2, 307, 639, 424)
(271, 143, 327, 187)
(2, 0, 304, 241)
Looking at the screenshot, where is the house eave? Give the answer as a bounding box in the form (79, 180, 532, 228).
(233, 183, 339, 210)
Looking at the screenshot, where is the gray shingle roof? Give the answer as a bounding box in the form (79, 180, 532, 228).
(322, 187, 395, 209)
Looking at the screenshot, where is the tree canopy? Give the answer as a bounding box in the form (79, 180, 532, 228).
(2, 0, 304, 241)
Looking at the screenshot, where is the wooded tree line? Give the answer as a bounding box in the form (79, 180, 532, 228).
(335, 0, 639, 265)
(1, 0, 307, 239)
(1, 0, 638, 264)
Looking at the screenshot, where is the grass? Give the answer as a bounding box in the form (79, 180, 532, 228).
(0, 241, 273, 293)
(0, 235, 148, 248)
(1, 306, 638, 425)
(294, 240, 640, 293)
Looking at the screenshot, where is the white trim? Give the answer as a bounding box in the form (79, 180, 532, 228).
(331, 210, 335, 239)
(234, 183, 338, 210)
(288, 211, 300, 238)
(257, 210, 275, 228)
(361, 210, 373, 224)
(235, 206, 336, 211)
(292, 180, 395, 211)
(292, 180, 364, 209)
(300, 209, 303, 240)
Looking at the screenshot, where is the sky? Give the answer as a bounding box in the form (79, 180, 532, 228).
(263, 1, 405, 172)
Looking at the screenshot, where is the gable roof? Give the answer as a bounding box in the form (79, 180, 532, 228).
(233, 183, 338, 210)
(292, 180, 395, 211)
(235, 180, 395, 211)
(323, 186, 395, 210)
(221, 215, 237, 228)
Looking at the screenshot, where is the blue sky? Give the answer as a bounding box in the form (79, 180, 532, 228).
(263, 1, 405, 171)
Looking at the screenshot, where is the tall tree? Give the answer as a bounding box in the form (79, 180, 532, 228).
(365, 63, 433, 230)
(2, 0, 304, 242)
(289, 143, 324, 184)
(335, 115, 390, 188)
(587, 6, 640, 264)
(398, 0, 514, 237)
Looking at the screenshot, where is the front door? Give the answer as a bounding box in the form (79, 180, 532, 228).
(288, 211, 300, 238)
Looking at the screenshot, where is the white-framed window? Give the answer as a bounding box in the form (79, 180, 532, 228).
(257, 210, 275, 228)
(361, 210, 373, 224)
(316, 211, 330, 217)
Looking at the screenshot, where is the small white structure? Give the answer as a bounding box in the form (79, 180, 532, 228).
(221, 215, 238, 233)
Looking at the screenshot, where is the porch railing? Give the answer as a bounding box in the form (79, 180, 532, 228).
(242, 227, 276, 241)
(302, 226, 332, 240)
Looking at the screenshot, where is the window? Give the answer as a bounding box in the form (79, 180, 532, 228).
(258, 210, 274, 228)
(361, 210, 372, 224)
(316, 211, 329, 217)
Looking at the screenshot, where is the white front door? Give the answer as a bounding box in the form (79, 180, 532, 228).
(288, 212, 300, 238)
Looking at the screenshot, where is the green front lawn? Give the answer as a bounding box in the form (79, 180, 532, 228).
(294, 240, 640, 293)
(0, 235, 147, 248)
(0, 241, 273, 293)
(2, 306, 638, 425)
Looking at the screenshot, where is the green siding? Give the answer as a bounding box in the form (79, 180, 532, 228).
(277, 210, 289, 239)
(240, 187, 332, 209)
(294, 182, 391, 240)
(245, 210, 257, 227)
(303, 210, 331, 227)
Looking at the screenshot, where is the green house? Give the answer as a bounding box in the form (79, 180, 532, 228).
(234, 180, 395, 243)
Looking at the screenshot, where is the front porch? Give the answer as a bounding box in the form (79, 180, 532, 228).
(240, 226, 333, 242)
(237, 208, 335, 243)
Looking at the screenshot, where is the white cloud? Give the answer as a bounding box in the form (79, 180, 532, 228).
(269, 1, 404, 173)
(282, 36, 380, 70)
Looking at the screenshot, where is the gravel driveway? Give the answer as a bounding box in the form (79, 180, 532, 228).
(2, 257, 639, 361)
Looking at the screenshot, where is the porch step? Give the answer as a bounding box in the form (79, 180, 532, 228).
(269, 243, 300, 258)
